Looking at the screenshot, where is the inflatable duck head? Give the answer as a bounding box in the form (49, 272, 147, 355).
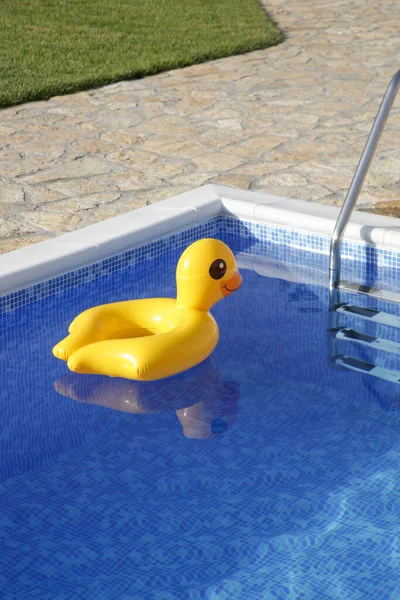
(176, 238, 242, 311)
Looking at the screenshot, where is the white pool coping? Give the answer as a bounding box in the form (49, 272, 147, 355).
(1, 184, 400, 296)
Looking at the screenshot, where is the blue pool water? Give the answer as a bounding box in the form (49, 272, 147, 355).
(1, 229, 400, 599)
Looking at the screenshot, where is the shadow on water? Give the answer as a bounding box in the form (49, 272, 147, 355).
(358, 225, 379, 287)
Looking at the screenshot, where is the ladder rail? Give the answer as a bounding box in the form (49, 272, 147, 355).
(329, 69, 400, 292)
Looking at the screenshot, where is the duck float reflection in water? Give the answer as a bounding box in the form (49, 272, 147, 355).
(54, 358, 240, 439)
(53, 239, 242, 381)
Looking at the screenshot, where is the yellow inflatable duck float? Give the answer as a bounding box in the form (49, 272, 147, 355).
(53, 238, 242, 381)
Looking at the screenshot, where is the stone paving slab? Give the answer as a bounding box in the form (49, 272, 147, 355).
(0, 0, 400, 253)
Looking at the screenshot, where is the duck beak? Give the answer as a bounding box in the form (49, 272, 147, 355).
(220, 270, 242, 297)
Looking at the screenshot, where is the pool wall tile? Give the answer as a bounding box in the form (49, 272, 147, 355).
(2, 214, 400, 315)
(0, 218, 219, 314)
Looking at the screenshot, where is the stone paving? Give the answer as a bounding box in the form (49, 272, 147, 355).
(0, 0, 400, 253)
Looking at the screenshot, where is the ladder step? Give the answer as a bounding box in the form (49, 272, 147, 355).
(339, 281, 400, 304)
(333, 355, 400, 384)
(331, 327, 400, 355)
(335, 303, 400, 328)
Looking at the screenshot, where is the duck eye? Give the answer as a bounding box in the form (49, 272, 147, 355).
(209, 259, 227, 280)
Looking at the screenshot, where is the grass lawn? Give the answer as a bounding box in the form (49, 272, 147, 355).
(0, 0, 283, 107)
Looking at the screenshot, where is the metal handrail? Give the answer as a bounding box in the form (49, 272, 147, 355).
(329, 69, 400, 291)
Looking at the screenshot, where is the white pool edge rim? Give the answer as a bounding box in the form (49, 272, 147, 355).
(1, 184, 400, 296)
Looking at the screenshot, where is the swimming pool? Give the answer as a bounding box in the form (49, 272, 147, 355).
(1, 186, 400, 599)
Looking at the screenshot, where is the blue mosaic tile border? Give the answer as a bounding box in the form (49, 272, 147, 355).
(2, 215, 400, 315)
(221, 217, 400, 268)
(0, 219, 219, 315)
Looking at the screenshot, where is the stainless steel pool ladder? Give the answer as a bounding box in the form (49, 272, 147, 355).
(328, 69, 400, 383)
(329, 68, 400, 295)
